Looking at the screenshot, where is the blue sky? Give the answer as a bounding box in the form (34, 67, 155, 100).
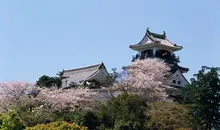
(1, 0, 220, 82)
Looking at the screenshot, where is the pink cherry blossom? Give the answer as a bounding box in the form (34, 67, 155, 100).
(112, 58, 170, 102)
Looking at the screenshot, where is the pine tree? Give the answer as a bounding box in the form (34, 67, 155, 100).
(183, 66, 220, 130)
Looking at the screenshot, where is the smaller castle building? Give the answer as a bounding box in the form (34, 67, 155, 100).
(61, 63, 112, 88)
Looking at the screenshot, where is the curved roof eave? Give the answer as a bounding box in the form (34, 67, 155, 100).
(130, 43, 182, 51)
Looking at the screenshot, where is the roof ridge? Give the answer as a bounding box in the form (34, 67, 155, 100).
(147, 28, 166, 39)
(64, 63, 103, 72)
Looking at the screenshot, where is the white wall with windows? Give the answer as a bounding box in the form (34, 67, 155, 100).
(168, 70, 189, 88)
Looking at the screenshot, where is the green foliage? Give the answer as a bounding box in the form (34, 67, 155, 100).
(97, 93, 146, 130)
(183, 67, 220, 129)
(7, 97, 99, 129)
(0, 110, 26, 130)
(109, 68, 119, 82)
(56, 70, 64, 78)
(17, 106, 58, 127)
(166, 87, 184, 103)
(41, 110, 100, 130)
(52, 110, 76, 123)
(54, 110, 99, 130)
(70, 110, 99, 130)
(175, 128, 192, 130)
(114, 120, 141, 130)
(54, 77, 62, 89)
(56, 70, 65, 88)
(25, 121, 88, 130)
(36, 70, 64, 88)
(96, 124, 112, 130)
(145, 102, 191, 130)
(0, 114, 3, 127)
(10, 97, 59, 127)
(36, 75, 56, 88)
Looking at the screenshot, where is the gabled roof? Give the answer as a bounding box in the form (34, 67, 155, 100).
(62, 63, 110, 87)
(64, 63, 103, 73)
(129, 28, 182, 51)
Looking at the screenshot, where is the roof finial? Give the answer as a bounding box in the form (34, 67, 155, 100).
(101, 61, 104, 66)
(163, 31, 166, 36)
(147, 27, 150, 33)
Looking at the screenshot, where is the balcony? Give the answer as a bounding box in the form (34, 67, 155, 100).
(131, 53, 179, 63)
(131, 53, 154, 62)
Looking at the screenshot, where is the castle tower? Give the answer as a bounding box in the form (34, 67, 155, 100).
(129, 28, 189, 88)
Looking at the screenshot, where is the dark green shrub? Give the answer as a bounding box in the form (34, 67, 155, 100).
(71, 110, 99, 130)
(18, 106, 58, 127)
(97, 93, 146, 130)
(114, 120, 141, 130)
(0, 113, 3, 127)
(25, 121, 88, 130)
(36, 75, 56, 88)
(13, 99, 59, 127)
(52, 110, 99, 130)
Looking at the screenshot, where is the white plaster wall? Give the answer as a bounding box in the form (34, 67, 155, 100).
(90, 68, 112, 86)
(168, 70, 189, 87)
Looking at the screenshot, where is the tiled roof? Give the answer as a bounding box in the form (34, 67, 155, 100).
(130, 28, 182, 50)
(62, 63, 104, 87)
(169, 63, 189, 74)
(64, 63, 102, 73)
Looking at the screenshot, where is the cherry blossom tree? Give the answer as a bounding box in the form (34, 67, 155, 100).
(112, 58, 171, 102)
(0, 82, 30, 99)
(0, 82, 104, 112)
(0, 82, 31, 112)
(0, 58, 171, 112)
(36, 88, 101, 111)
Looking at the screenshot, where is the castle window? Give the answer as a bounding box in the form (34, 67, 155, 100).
(172, 80, 176, 84)
(178, 81, 181, 84)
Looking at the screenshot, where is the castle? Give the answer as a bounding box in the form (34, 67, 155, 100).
(129, 28, 189, 88)
(61, 28, 189, 89)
